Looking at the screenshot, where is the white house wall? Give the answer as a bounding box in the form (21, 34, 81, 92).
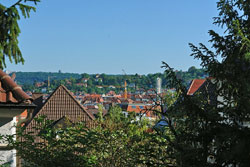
(0, 117, 17, 167)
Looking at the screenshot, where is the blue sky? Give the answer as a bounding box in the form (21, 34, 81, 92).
(5, 0, 220, 74)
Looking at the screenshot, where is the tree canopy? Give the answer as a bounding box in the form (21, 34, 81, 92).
(13, 69, 207, 94)
(161, 0, 250, 166)
(3, 106, 173, 167)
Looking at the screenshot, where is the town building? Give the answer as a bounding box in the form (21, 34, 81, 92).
(0, 70, 36, 167)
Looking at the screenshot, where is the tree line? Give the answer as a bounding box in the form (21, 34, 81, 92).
(14, 66, 207, 94)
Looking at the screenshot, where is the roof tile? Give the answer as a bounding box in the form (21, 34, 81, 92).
(0, 70, 32, 104)
(187, 79, 206, 95)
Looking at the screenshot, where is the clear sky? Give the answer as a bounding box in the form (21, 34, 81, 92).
(5, 0, 220, 74)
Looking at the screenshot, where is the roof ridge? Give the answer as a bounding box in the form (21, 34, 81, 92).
(59, 85, 95, 120)
(36, 85, 95, 120)
(187, 79, 196, 95)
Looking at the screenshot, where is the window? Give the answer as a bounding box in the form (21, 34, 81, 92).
(139, 106, 144, 109)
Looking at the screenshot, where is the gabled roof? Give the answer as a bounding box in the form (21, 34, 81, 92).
(0, 70, 33, 106)
(40, 85, 94, 120)
(187, 79, 206, 95)
(25, 85, 95, 131)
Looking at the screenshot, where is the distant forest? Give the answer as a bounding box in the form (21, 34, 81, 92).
(11, 66, 207, 94)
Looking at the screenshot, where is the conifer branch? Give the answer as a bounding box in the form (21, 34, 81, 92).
(1, 0, 23, 15)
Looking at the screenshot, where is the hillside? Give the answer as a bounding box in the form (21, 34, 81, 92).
(10, 66, 207, 94)
(12, 71, 81, 85)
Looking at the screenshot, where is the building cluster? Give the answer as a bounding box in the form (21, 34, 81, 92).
(1, 69, 219, 167)
(29, 87, 165, 121)
(0, 69, 216, 167)
(0, 71, 167, 166)
(80, 90, 161, 120)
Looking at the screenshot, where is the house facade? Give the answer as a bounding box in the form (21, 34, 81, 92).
(0, 70, 35, 167)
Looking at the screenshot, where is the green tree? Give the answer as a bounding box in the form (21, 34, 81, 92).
(2, 106, 173, 167)
(81, 73, 89, 79)
(161, 0, 250, 166)
(87, 79, 93, 87)
(0, 0, 40, 69)
(187, 66, 196, 75)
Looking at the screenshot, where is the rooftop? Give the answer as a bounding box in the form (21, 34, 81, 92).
(0, 70, 33, 105)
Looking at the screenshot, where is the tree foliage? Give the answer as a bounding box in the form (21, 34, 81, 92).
(0, 0, 40, 69)
(2, 106, 173, 167)
(14, 69, 207, 94)
(161, 0, 250, 166)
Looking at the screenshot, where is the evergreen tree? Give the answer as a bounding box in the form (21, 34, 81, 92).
(0, 0, 40, 69)
(162, 0, 250, 166)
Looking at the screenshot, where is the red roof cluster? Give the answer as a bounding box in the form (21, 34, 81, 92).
(83, 94, 103, 103)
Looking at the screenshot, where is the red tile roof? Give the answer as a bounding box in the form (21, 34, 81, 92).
(83, 94, 103, 103)
(0, 70, 32, 104)
(126, 105, 158, 118)
(187, 79, 206, 95)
